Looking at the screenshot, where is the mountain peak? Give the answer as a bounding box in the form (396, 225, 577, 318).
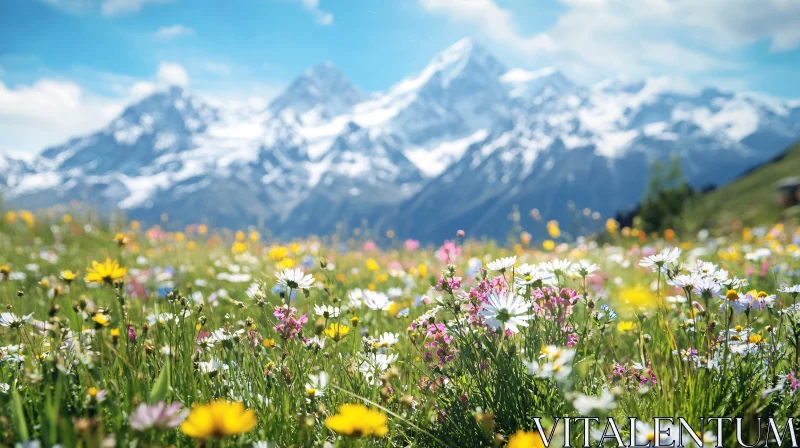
(500, 67, 575, 99)
(439, 37, 477, 58)
(388, 38, 507, 98)
(306, 60, 346, 81)
(269, 61, 364, 118)
(429, 38, 504, 76)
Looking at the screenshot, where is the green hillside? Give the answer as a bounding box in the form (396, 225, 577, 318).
(682, 141, 800, 231)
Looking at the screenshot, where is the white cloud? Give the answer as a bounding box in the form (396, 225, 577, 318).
(0, 79, 124, 153)
(40, 0, 175, 16)
(130, 80, 157, 100)
(154, 24, 194, 39)
(101, 0, 174, 16)
(418, 0, 555, 53)
(628, 0, 800, 52)
(156, 62, 189, 88)
(291, 0, 334, 25)
(0, 62, 190, 154)
(419, 0, 799, 82)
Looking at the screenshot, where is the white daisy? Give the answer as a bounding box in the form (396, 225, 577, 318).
(368, 332, 400, 349)
(313, 304, 340, 318)
(523, 346, 575, 382)
(693, 277, 722, 298)
(572, 388, 616, 414)
(668, 274, 700, 289)
(514, 263, 555, 285)
(514, 268, 555, 287)
(275, 268, 315, 290)
(347, 288, 365, 308)
(486, 256, 517, 273)
(357, 352, 399, 384)
(305, 371, 329, 398)
(778, 285, 800, 294)
(639, 247, 681, 272)
(0, 312, 34, 328)
(543, 259, 574, 276)
(363, 290, 391, 311)
(573, 260, 600, 278)
(479, 291, 532, 334)
(719, 290, 749, 314)
(245, 282, 264, 300)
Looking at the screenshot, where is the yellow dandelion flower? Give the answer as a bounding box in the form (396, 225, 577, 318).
(417, 264, 428, 278)
(20, 210, 35, 227)
(366, 258, 380, 272)
(85, 259, 127, 285)
(617, 321, 637, 333)
(606, 218, 619, 234)
(542, 240, 555, 251)
(507, 430, 545, 448)
(180, 401, 257, 439)
(325, 404, 388, 438)
(114, 233, 129, 247)
(619, 287, 654, 310)
(92, 313, 110, 327)
(547, 220, 560, 239)
(280, 258, 296, 269)
(5, 210, 17, 223)
(268, 245, 288, 261)
(232, 242, 248, 254)
(263, 338, 276, 349)
(60, 270, 78, 283)
(324, 323, 350, 342)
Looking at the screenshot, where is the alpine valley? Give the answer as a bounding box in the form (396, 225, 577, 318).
(3, 38, 799, 242)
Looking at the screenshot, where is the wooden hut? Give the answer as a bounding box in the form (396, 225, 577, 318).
(775, 176, 800, 208)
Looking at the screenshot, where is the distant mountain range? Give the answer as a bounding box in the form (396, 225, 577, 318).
(2, 38, 799, 242)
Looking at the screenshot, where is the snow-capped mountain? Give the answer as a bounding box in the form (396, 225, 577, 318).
(3, 38, 799, 241)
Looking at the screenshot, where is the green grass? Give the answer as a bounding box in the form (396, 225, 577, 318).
(682, 141, 800, 232)
(1, 207, 799, 447)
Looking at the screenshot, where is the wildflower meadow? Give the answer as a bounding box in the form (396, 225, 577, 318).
(1, 209, 800, 447)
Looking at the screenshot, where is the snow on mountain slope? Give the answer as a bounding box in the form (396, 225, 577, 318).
(268, 62, 365, 119)
(3, 38, 800, 241)
(404, 129, 490, 177)
(501, 67, 576, 99)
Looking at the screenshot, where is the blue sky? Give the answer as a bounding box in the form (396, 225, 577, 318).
(1, 0, 799, 153)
